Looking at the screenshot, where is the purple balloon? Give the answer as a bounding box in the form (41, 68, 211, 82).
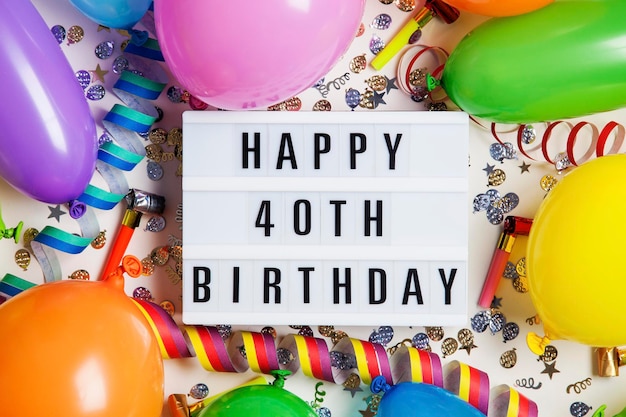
(0, 0, 97, 204)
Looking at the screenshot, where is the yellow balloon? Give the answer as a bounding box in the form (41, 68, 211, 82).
(526, 154, 626, 354)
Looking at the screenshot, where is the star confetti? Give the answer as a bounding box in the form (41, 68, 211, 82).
(541, 361, 561, 379)
(47, 204, 66, 222)
(519, 161, 531, 173)
(90, 63, 109, 83)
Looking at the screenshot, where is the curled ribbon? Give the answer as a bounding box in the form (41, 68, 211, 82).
(485, 120, 625, 171)
(31, 20, 168, 282)
(133, 299, 539, 417)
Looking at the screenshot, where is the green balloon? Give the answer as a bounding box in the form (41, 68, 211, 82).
(442, 0, 626, 123)
(197, 384, 318, 417)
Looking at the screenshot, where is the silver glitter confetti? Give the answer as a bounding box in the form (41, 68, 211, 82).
(486, 205, 505, 225)
(147, 160, 164, 180)
(485, 189, 501, 202)
(471, 310, 491, 333)
(554, 152, 572, 172)
(502, 322, 520, 342)
(86, 84, 105, 100)
(371, 14, 392, 30)
(277, 347, 295, 365)
(570, 402, 592, 417)
(369, 326, 394, 345)
(489, 311, 506, 334)
(95, 40, 115, 59)
(522, 125, 536, 144)
(317, 407, 332, 417)
(369, 35, 386, 55)
(472, 194, 491, 212)
(167, 86, 185, 103)
(503, 142, 517, 159)
(345, 88, 361, 110)
(503, 262, 519, 279)
(412, 332, 430, 349)
(145, 216, 166, 232)
(51, 25, 66, 44)
(75, 70, 91, 89)
(489, 143, 506, 162)
(189, 383, 209, 399)
(112, 55, 130, 74)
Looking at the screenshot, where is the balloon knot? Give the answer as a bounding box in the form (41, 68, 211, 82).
(370, 375, 391, 394)
(526, 332, 552, 355)
(68, 200, 87, 219)
(129, 29, 149, 46)
(426, 74, 441, 92)
(270, 369, 292, 388)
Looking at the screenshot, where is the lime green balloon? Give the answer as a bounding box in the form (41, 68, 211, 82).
(442, 0, 626, 123)
(198, 384, 318, 417)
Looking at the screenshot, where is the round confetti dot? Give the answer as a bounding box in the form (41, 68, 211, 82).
(132, 286, 153, 301)
(515, 258, 527, 277)
(95, 40, 115, 59)
(86, 85, 105, 100)
(426, 326, 444, 341)
(69, 269, 90, 280)
(14, 249, 30, 271)
(160, 300, 175, 316)
(522, 125, 536, 144)
(500, 348, 517, 368)
(112, 55, 129, 74)
(168, 128, 183, 146)
(365, 75, 387, 92)
(371, 13, 392, 30)
(277, 347, 295, 365)
(141, 256, 155, 276)
(502, 322, 520, 342)
(75, 70, 91, 89)
(540, 175, 559, 191)
(488, 169, 506, 186)
(441, 337, 458, 357)
(145, 215, 166, 232)
(67, 25, 84, 44)
(411, 332, 430, 350)
(457, 328, 474, 346)
(167, 86, 185, 103)
(349, 54, 367, 73)
(90, 231, 106, 249)
(151, 246, 170, 266)
(146, 161, 164, 181)
(489, 143, 506, 162)
(189, 383, 209, 400)
(512, 276, 529, 293)
(395, 0, 416, 12)
(486, 206, 505, 225)
(51, 25, 66, 43)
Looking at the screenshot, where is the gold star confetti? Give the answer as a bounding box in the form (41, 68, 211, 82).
(91, 64, 109, 83)
(519, 161, 531, 173)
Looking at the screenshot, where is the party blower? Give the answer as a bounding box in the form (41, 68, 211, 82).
(525, 155, 626, 374)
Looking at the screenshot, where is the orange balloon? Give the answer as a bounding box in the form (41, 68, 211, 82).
(442, 0, 554, 16)
(0, 259, 163, 417)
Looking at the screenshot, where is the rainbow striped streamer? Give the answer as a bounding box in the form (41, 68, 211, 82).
(31, 24, 167, 283)
(130, 300, 539, 417)
(445, 361, 490, 416)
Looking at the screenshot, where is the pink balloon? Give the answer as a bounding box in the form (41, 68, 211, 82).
(154, 0, 366, 110)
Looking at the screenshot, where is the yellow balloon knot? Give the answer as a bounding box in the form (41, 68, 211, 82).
(526, 332, 552, 355)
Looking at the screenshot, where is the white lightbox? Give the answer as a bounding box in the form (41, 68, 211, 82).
(182, 111, 469, 326)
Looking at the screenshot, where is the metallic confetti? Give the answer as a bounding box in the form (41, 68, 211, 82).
(51, 25, 66, 43)
(488, 169, 506, 186)
(145, 144, 164, 162)
(14, 249, 30, 270)
(343, 373, 361, 390)
(216, 324, 232, 339)
(145, 216, 166, 233)
(570, 402, 592, 417)
(132, 286, 153, 301)
(516, 258, 526, 276)
(472, 194, 491, 212)
(512, 276, 529, 293)
(554, 152, 572, 172)
(395, 0, 416, 12)
(360, 89, 375, 109)
(75, 70, 91, 89)
(345, 88, 361, 110)
(69, 269, 90, 280)
(371, 13, 392, 30)
(566, 378, 592, 394)
(471, 310, 490, 333)
(540, 175, 559, 191)
(277, 347, 295, 365)
(489, 310, 506, 334)
(522, 125, 536, 144)
(189, 383, 209, 400)
(86, 84, 105, 100)
(349, 54, 367, 73)
(489, 143, 506, 162)
(515, 377, 542, 389)
(167, 86, 185, 103)
(91, 230, 106, 249)
(412, 332, 430, 350)
(67, 25, 84, 44)
(495, 192, 519, 213)
(486, 205, 505, 225)
(409, 68, 427, 87)
(151, 246, 170, 266)
(410, 85, 429, 102)
(313, 100, 332, 111)
(365, 75, 388, 92)
(500, 348, 517, 368)
(331, 330, 348, 344)
(502, 322, 520, 342)
(149, 127, 168, 145)
(457, 329, 474, 347)
(379, 0, 393, 4)
(330, 351, 357, 370)
(147, 161, 164, 181)
(503, 262, 518, 279)
(426, 326, 444, 341)
(504, 142, 517, 159)
(539, 345, 558, 362)
(95, 40, 115, 59)
(141, 256, 155, 276)
(160, 300, 175, 316)
(22, 228, 38, 251)
(356, 23, 365, 37)
(369, 35, 385, 55)
(317, 407, 331, 417)
(299, 326, 314, 337)
(98, 132, 113, 146)
(168, 128, 183, 147)
(369, 326, 394, 345)
(318, 326, 334, 337)
(441, 338, 458, 357)
(112, 55, 130, 74)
